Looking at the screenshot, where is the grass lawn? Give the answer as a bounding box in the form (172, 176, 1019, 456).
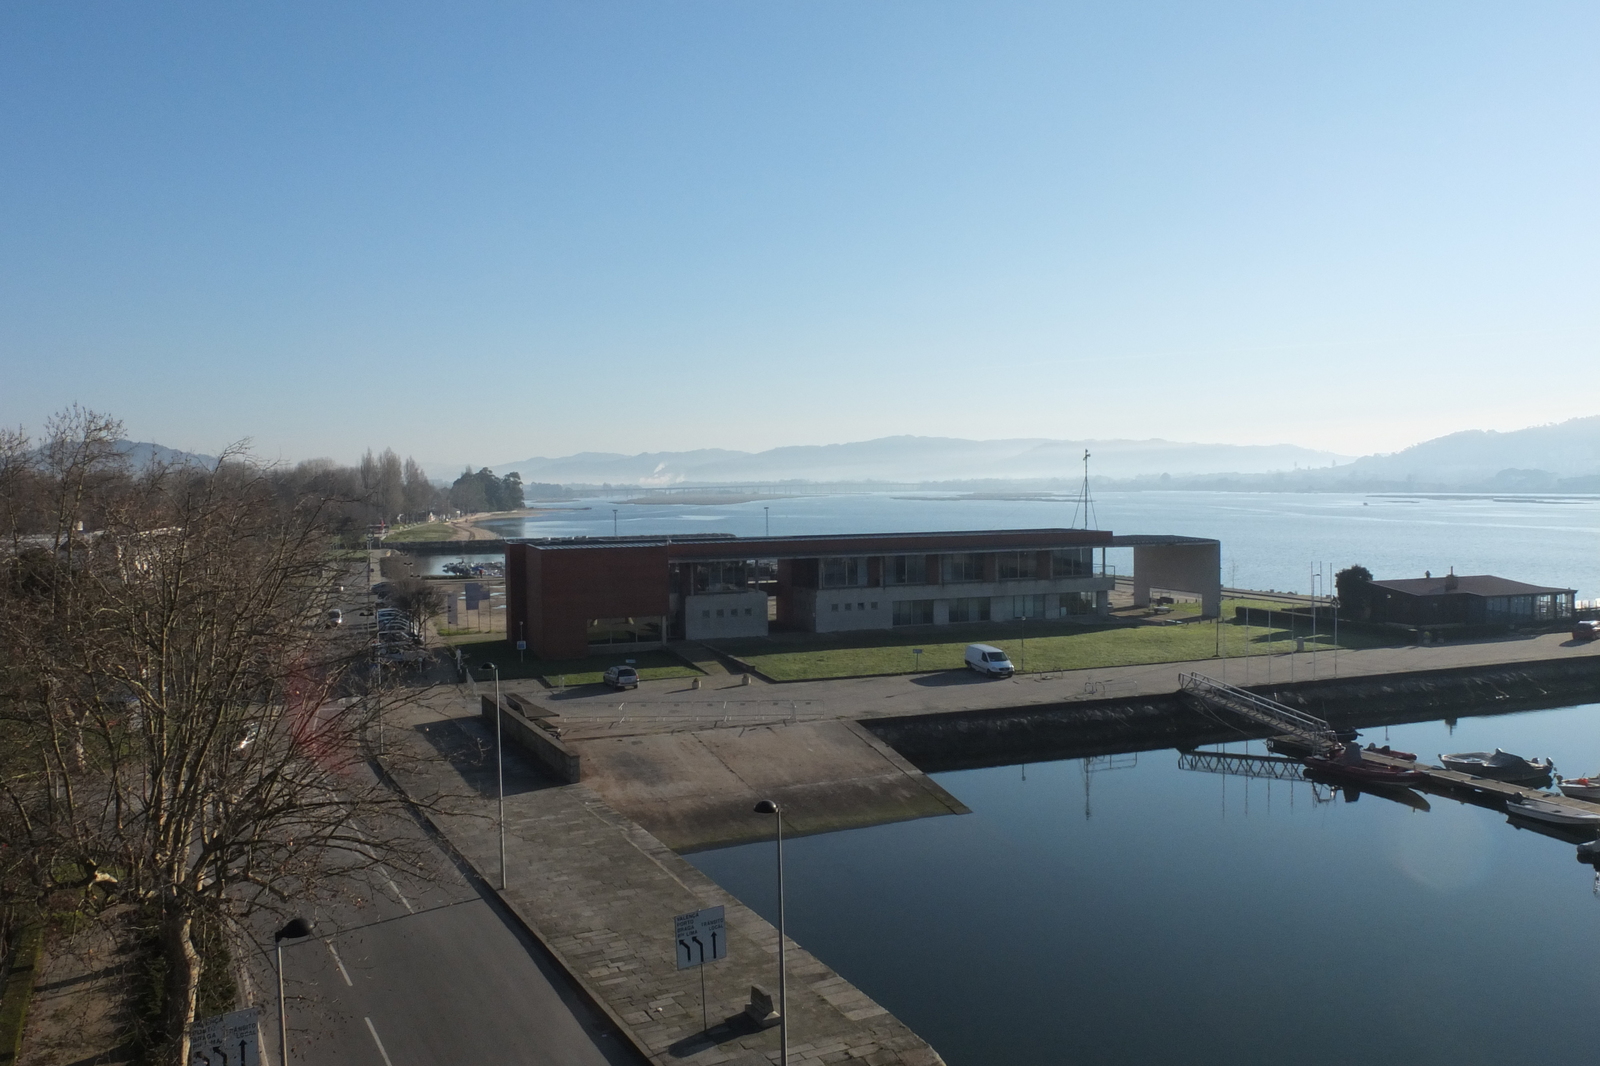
(383, 522, 459, 543)
(444, 635, 701, 686)
(713, 599, 1398, 681)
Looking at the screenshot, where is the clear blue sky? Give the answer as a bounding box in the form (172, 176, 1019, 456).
(3, 2, 1596, 470)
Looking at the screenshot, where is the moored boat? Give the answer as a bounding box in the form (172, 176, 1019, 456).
(1303, 755, 1428, 786)
(1505, 796, 1600, 828)
(1557, 776, 1600, 801)
(1439, 749, 1554, 783)
(1363, 743, 1418, 762)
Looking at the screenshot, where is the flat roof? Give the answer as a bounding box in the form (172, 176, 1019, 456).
(512, 527, 1115, 560)
(1372, 575, 1576, 598)
(1108, 535, 1220, 547)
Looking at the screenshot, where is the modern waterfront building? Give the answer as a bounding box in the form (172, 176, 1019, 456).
(1366, 572, 1577, 628)
(504, 528, 1220, 659)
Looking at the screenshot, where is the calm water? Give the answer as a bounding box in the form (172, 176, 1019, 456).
(493, 491, 1600, 599)
(691, 704, 1600, 1066)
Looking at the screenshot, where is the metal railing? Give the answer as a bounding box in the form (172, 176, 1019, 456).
(1178, 750, 1308, 781)
(1179, 672, 1338, 753)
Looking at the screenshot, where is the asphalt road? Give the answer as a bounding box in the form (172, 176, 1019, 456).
(257, 725, 644, 1066)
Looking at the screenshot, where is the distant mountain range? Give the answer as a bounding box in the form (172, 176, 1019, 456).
(500, 436, 1353, 487)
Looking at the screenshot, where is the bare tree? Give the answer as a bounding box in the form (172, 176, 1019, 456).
(0, 413, 437, 1063)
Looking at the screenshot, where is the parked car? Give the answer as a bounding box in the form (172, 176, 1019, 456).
(603, 665, 639, 689)
(1573, 620, 1600, 641)
(964, 643, 1014, 679)
(327, 608, 343, 627)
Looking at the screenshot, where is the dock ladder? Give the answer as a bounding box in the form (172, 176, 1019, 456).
(1178, 672, 1339, 754)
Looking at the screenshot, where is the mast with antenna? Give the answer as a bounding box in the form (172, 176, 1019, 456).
(1070, 449, 1097, 530)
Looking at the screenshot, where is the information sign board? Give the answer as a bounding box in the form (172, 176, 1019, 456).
(190, 1007, 262, 1066)
(674, 905, 727, 970)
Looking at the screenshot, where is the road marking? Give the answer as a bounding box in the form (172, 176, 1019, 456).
(377, 865, 415, 913)
(326, 941, 353, 986)
(364, 1018, 396, 1066)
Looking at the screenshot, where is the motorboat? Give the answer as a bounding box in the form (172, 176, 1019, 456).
(1557, 776, 1600, 802)
(1439, 749, 1554, 783)
(1363, 743, 1418, 762)
(1505, 796, 1600, 828)
(1302, 754, 1428, 787)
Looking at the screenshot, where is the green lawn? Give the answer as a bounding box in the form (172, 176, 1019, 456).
(713, 600, 1396, 681)
(383, 522, 459, 543)
(445, 636, 701, 686)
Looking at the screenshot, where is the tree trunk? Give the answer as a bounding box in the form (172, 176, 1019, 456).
(161, 910, 201, 1066)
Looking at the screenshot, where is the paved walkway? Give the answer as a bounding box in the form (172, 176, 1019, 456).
(386, 695, 946, 1066)
(493, 631, 1600, 741)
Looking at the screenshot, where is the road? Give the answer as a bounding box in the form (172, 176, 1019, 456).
(256, 717, 645, 1066)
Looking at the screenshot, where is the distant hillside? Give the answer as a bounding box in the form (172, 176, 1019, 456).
(500, 435, 1351, 487)
(1331, 416, 1600, 485)
(114, 440, 217, 469)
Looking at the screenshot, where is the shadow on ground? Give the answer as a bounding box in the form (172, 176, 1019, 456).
(412, 718, 561, 798)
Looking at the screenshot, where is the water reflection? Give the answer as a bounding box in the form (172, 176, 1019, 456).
(689, 703, 1600, 1066)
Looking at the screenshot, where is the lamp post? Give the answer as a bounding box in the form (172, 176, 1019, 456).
(612, 509, 618, 536)
(753, 800, 787, 1066)
(274, 917, 313, 1066)
(482, 662, 506, 889)
(764, 506, 770, 536)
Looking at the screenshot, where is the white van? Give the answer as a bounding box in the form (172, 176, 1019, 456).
(964, 643, 1014, 679)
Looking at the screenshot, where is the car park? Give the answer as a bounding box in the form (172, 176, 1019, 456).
(964, 643, 1015, 679)
(603, 665, 639, 689)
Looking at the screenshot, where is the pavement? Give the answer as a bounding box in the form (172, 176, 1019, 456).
(251, 736, 645, 1066)
(381, 695, 946, 1066)
(482, 629, 1600, 743)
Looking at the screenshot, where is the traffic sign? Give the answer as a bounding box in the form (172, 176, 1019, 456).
(515, 640, 527, 651)
(190, 1007, 262, 1066)
(674, 905, 727, 970)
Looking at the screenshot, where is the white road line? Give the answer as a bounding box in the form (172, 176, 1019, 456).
(364, 1017, 396, 1066)
(326, 941, 354, 986)
(377, 865, 415, 913)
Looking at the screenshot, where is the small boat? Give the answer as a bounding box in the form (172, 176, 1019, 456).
(1363, 743, 1418, 762)
(1558, 776, 1600, 801)
(1505, 797, 1600, 828)
(1303, 754, 1428, 786)
(1439, 749, 1554, 783)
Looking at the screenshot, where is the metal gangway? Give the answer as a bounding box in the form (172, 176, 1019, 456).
(1178, 672, 1339, 754)
(1177, 750, 1307, 781)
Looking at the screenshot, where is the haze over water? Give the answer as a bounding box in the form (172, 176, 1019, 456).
(481, 490, 1600, 600)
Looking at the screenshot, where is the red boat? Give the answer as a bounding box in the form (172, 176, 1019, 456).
(1303, 755, 1428, 786)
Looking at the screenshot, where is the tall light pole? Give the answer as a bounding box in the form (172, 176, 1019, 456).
(764, 506, 770, 536)
(612, 508, 618, 536)
(482, 662, 506, 889)
(275, 917, 313, 1066)
(753, 799, 787, 1066)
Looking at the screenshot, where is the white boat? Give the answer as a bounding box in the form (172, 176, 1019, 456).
(1439, 749, 1554, 782)
(1505, 797, 1600, 828)
(1558, 776, 1600, 801)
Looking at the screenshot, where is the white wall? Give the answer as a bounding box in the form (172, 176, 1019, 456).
(685, 590, 770, 640)
(813, 588, 894, 633)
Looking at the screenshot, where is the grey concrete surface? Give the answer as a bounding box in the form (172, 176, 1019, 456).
(253, 751, 643, 1066)
(381, 703, 946, 1066)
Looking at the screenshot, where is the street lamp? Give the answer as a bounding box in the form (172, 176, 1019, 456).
(612, 508, 618, 536)
(764, 506, 770, 536)
(753, 799, 787, 1066)
(482, 662, 506, 889)
(274, 917, 313, 1066)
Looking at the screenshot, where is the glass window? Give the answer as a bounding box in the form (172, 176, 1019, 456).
(948, 597, 992, 623)
(886, 555, 927, 585)
(893, 599, 936, 626)
(1050, 549, 1093, 578)
(1059, 592, 1095, 616)
(941, 553, 983, 583)
(997, 553, 1038, 580)
(692, 560, 749, 593)
(821, 558, 865, 587)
